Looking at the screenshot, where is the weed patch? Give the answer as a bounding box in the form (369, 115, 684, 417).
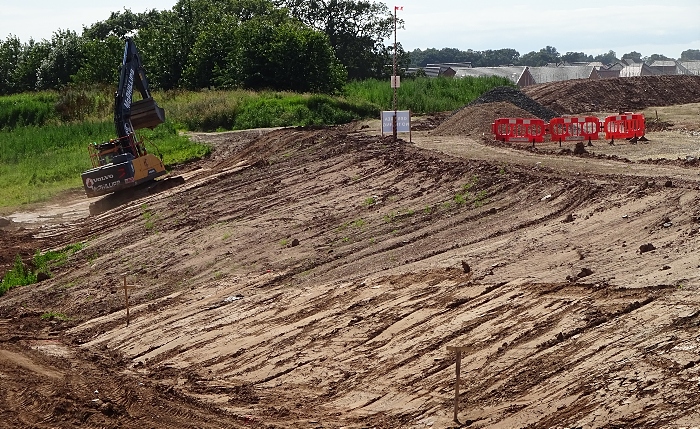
(40, 311, 70, 321)
(0, 242, 83, 297)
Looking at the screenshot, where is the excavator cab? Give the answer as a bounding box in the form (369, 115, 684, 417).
(95, 141, 119, 166)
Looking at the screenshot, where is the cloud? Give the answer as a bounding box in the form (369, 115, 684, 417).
(389, 0, 700, 57)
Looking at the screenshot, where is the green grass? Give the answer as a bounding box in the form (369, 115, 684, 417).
(0, 120, 208, 208)
(363, 197, 376, 207)
(450, 176, 490, 209)
(164, 90, 378, 131)
(0, 92, 60, 129)
(0, 255, 36, 296)
(343, 76, 515, 113)
(40, 311, 70, 321)
(0, 242, 84, 297)
(0, 76, 511, 210)
(33, 242, 85, 276)
(141, 204, 158, 230)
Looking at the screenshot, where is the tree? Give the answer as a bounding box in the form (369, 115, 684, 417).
(644, 53, 672, 63)
(273, 0, 395, 80)
(1, 36, 55, 94)
(482, 49, 520, 66)
(680, 49, 700, 61)
(14, 39, 51, 93)
(408, 47, 519, 68)
(138, 0, 287, 90)
(621, 51, 642, 62)
(593, 50, 617, 65)
(520, 46, 560, 66)
(460, 49, 487, 67)
(36, 30, 84, 90)
(72, 36, 124, 85)
(234, 17, 346, 92)
(410, 48, 443, 67)
(561, 51, 593, 64)
(0, 36, 22, 95)
(82, 8, 163, 40)
(135, 11, 185, 90)
(181, 16, 242, 89)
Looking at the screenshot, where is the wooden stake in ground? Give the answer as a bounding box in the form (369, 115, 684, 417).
(122, 275, 136, 327)
(447, 346, 469, 423)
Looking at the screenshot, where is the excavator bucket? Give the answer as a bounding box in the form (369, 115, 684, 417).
(130, 97, 165, 130)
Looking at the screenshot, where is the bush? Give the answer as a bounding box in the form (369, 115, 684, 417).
(0, 243, 85, 297)
(0, 93, 58, 129)
(0, 255, 36, 296)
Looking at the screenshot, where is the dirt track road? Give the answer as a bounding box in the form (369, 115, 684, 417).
(2, 78, 700, 428)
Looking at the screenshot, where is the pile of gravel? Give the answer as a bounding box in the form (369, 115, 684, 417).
(468, 86, 559, 121)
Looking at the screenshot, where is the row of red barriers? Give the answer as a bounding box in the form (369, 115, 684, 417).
(492, 118, 546, 143)
(492, 113, 646, 144)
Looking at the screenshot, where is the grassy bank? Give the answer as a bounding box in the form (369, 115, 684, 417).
(343, 76, 514, 113)
(0, 77, 513, 209)
(0, 121, 208, 208)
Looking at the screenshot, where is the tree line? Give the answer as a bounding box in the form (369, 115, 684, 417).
(0, 0, 406, 96)
(409, 46, 700, 68)
(2, 0, 697, 97)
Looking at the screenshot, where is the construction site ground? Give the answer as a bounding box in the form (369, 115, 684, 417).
(1, 76, 700, 428)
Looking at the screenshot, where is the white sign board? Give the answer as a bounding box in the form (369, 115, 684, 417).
(391, 75, 401, 88)
(382, 110, 411, 133)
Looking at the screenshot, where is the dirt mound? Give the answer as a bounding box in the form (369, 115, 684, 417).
(467, 86, 560, 121)
(523, 75, 700, 114)
(432, 101, 536, 136)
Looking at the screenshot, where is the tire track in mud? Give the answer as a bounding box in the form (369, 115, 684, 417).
(449, 283, 695, 426)
(186, 270, 688, 426)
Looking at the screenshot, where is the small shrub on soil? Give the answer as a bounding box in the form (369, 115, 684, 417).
(0, 243, 84, 297)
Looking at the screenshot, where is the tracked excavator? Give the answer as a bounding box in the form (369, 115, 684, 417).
(81, 38, 182, 214)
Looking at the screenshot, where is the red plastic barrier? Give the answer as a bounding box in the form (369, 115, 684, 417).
(549, 116, 601, 143)
(603, 113, 645, 141)
(492, 118, 546, 143)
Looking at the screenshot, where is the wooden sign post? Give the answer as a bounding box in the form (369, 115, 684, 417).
(122, 275, 137, 327)
(447, 346, 469, 423)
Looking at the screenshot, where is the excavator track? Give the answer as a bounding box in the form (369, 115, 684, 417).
(88, 176, 184, 216)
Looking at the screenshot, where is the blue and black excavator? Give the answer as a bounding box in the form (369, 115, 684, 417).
(81, 39, 181, 213)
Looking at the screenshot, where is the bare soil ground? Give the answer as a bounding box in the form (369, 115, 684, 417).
(2, 76, 700, 428)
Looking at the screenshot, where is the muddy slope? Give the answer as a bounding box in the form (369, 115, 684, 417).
(2, 118, 700, 428)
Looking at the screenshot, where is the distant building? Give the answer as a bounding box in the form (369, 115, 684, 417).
(426, 62, 472, 70)
(453, 66, 535, 88)
(405, 66, 455, 78)
(621, 58, 643, 66)
(619, 63, 661, 77)
(649, 60, 691, 75)
(680, 61, 700, 76)
(591, 62, 621, 79)
(528, 66, 600, 84)
(585, 62, 607, 68)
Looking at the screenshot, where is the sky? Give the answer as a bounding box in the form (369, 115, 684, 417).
(2, 0, 699, 59)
